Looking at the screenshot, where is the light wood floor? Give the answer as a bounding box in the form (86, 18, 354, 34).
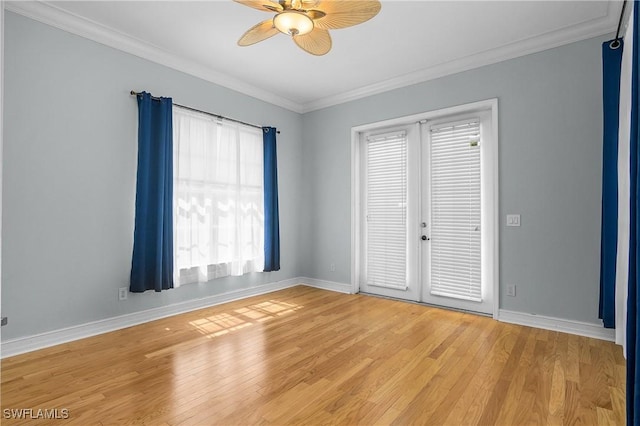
(1, 286, 626, 425)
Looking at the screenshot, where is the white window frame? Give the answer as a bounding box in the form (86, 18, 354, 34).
(351, 99, 499, 319)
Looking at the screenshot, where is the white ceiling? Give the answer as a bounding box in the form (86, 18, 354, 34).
(6, 1, 621, 113)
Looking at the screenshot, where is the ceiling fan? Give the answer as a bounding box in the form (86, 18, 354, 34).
(235, 0, 381, 56)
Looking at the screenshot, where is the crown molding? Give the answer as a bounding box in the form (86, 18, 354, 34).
(300, 2, 621, 113)
(4, 1, 305, 113)
(6, 1, 621, 114)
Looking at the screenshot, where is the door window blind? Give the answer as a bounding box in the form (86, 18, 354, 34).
(365, 131, 408, 290)
(430, 119, 481, 301)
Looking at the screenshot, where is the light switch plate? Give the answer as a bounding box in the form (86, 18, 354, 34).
(506, 214, 521, 227)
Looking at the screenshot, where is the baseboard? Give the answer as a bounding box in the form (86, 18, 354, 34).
(498, 309, 615, 342)
(4, 281, 610, 358)
(1, 277, 305, 358)
(299, 277, 353, 294)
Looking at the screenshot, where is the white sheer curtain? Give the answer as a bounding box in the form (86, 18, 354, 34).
(616, 10, 634, 355)
(173, 106, 264, 286)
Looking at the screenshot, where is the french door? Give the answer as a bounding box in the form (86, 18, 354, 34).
(358, 125, 421, 301)
(420, 112, 493, 314)
(356, 101, 497, 316)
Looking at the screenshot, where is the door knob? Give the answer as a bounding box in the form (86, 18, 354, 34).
(421, 235, 429, 241)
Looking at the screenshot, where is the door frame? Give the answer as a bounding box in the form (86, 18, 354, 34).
(351, 98, 499, 319)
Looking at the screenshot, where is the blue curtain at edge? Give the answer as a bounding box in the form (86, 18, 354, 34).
(263, 127, 281, 272)
(130, 92, 174, 292)
(600, 39, 623, 328)
(631, 1, 640, 423)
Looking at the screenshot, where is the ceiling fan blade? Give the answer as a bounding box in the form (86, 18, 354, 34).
(293, 28, 332, 56)
(300, 0, 321, 8)
(234, 0, 283, 13)
(238, 19, 279, 46)
(312, 0, 381, 30)
(292, 0, 321, 9)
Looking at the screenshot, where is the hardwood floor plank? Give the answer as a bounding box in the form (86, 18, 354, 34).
(527, 331, 558, 424)
(1, 286, 625, 425)
(393, 319, 505, 424)
(610, 385, 626, 426)
(597, 406, 618, 426)
(567, 334, 582, 383)
(440, 323, 515, 425)
(425, 316, 499, 425)
(476, 326, 531, 425)
(492, 326, 538, 425)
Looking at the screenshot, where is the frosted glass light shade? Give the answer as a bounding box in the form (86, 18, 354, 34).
(273, 11, 314, 36)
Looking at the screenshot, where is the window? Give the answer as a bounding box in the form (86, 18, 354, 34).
(172, 106, 264, 286)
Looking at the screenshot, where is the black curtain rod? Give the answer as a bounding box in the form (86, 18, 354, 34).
(130, 90, 279, 134)
(611, 0, 628, 49)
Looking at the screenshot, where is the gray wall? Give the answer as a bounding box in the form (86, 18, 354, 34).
(301, 35, 605, 324)
(2, 12, 303, 340)
(2, 10, 607, 341)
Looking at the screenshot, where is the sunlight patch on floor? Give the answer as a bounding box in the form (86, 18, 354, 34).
(188, 299, 304, 338)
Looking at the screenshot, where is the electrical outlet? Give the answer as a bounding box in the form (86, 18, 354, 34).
(506, 285, 516, 297)
(330, 263, 336, 272)
(118, 287, 128, 301)
(506, 214, 521, 227)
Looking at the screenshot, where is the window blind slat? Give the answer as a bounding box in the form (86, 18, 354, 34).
(430, 119, 481, 302)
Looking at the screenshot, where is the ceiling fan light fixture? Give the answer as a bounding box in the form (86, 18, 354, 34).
(273, 11, 314, 36)
(235, 0, 381, 55)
